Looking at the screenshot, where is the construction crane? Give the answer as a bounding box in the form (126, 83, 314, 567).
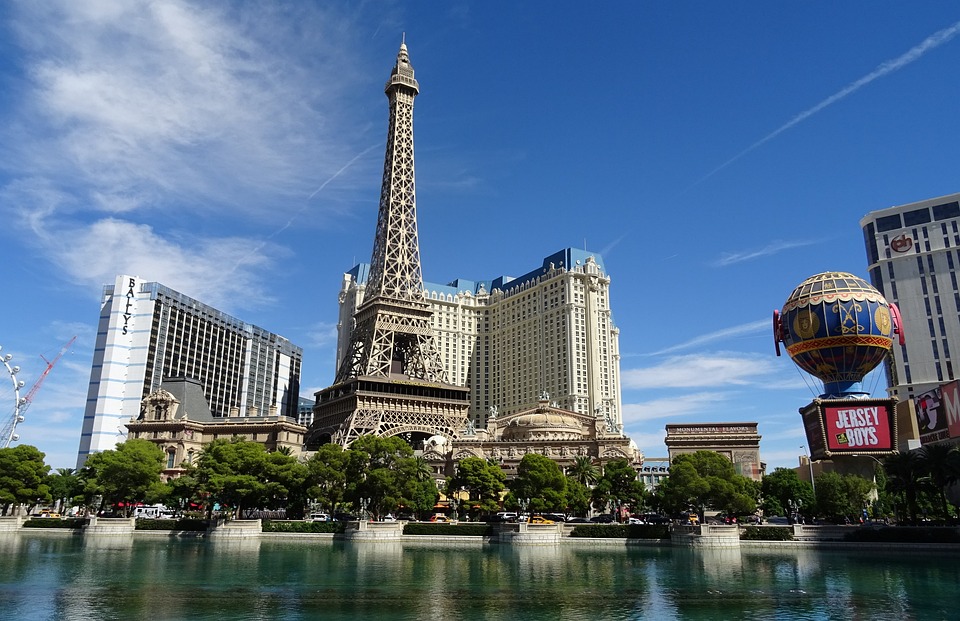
(1, 336, 76, 448)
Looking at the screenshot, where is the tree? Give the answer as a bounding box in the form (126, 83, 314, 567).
(165, 464, 201, 513)
(564, 477, 591, 516)
(446, 457, 506, 515)
(345, 435, 416, 519)
(306, 443, 349, 513)
(591, 459, 646, 519)
(883, 450, 928, 523)
(263, 450, 310, 519)
(566, 456, 600, 486)
(80, 439, 164, 514)
(760, 467, 814, 518)
(815, 471, 874, 522)
(196, 437, 270, 517)
(48, 467, 81, 513)
(509, 453, 567, 513)
(653, 451, 757, 521)
(918, 443, 960, 520)
(0, 445, 51, 515)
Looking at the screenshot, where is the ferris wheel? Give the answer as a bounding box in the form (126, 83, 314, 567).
(0, 345, 27, 449)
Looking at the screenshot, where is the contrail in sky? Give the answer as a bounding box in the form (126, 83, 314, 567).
(691, 19, 960, 188)
(227, 142, 381, 274)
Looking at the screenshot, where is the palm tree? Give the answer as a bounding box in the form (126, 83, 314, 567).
(918, 443, 960, 520)
(883, 450, 928, 523)
(567, 456, 600, 487)
(412, 456, 433, 482)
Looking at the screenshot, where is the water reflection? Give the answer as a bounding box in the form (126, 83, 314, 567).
(0, 534, 957, 620)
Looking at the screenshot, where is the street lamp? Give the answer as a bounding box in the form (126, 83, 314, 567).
(518, 498, 530, 520)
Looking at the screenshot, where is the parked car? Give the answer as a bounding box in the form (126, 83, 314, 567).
(496, 512, 518, 523)
(590, 514, 615, 524)
(309, 513, 331, 522)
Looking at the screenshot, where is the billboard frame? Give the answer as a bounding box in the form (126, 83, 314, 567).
(800, 397, 899, 461)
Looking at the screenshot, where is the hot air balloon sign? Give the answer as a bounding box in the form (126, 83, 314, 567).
(774, 272, 903, 459)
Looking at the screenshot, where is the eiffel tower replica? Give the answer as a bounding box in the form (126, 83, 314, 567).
(310, 41, 470, 448)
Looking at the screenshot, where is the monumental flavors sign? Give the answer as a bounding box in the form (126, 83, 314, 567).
(800, 397, 898, 460)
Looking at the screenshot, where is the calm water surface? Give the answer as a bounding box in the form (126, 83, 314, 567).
(0, 534, 956, 620)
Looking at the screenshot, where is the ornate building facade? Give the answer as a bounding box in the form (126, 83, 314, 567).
(664, 422, 764, 481)
(126, 377, 306, 481)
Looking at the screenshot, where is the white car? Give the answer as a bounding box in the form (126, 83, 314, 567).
(309, 513, 331, 522)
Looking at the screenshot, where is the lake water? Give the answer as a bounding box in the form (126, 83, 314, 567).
(0, 534, 956, 620)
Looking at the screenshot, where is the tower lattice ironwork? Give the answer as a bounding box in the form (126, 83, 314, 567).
(311, 42, 469, 448)
(335, 41, 445, 385)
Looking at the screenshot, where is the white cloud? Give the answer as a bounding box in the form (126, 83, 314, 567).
(622, 392, 732, 424)
(46, 217, 280, 311)
(2, 1, 382, 309)
(621, 352, 779, 389)
(307, 321, 339, 349)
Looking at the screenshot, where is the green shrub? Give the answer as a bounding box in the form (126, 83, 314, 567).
(262, 520, 345, 534)
(403, 522, 492, 536)
(844, 526, 960, 544)
(741, 526, 793, 541)
(569, 524, 669, 539)
(23, 518, 86, 529)
(135, 518, 208, 531)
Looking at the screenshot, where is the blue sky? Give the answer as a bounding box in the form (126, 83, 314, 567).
(1, 1, 958, 471)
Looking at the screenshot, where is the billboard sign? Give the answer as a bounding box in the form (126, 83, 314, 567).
(800, 398, 898, 460)
(915, 386, 949, 444)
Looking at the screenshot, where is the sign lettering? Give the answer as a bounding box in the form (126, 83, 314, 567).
(823, 402, 893, 452)
(122, 277, 136, 335)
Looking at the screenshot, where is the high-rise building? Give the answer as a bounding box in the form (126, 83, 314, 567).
(335, 249, 622, 431)
(312, 42, 623, 451)
(861, 192, 960, 403)
(77, 274, 302, 467)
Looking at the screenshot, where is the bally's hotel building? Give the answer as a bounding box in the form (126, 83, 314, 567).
(862, 192, 960, 402)
(334, 248, 623, 431)
(77, 274, 302, 467)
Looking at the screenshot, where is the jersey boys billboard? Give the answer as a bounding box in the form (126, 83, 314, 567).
(800, 398, 898, 460)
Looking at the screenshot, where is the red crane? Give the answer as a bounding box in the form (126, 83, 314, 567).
(1, 336, 76, 447)
(21, 336, 77, 411)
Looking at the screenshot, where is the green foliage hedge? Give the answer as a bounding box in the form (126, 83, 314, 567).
(262, 520, 345, 534)
(569, 524, 670, 539)
(135, 518, 209, 531)
(23, 518, 86, 529)
(844, 526, 960, 544)
(403, 523, 492, 536)
(741, 526, 793, 541)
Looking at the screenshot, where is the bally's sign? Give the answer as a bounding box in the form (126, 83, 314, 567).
(122, 277, 138, 335)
